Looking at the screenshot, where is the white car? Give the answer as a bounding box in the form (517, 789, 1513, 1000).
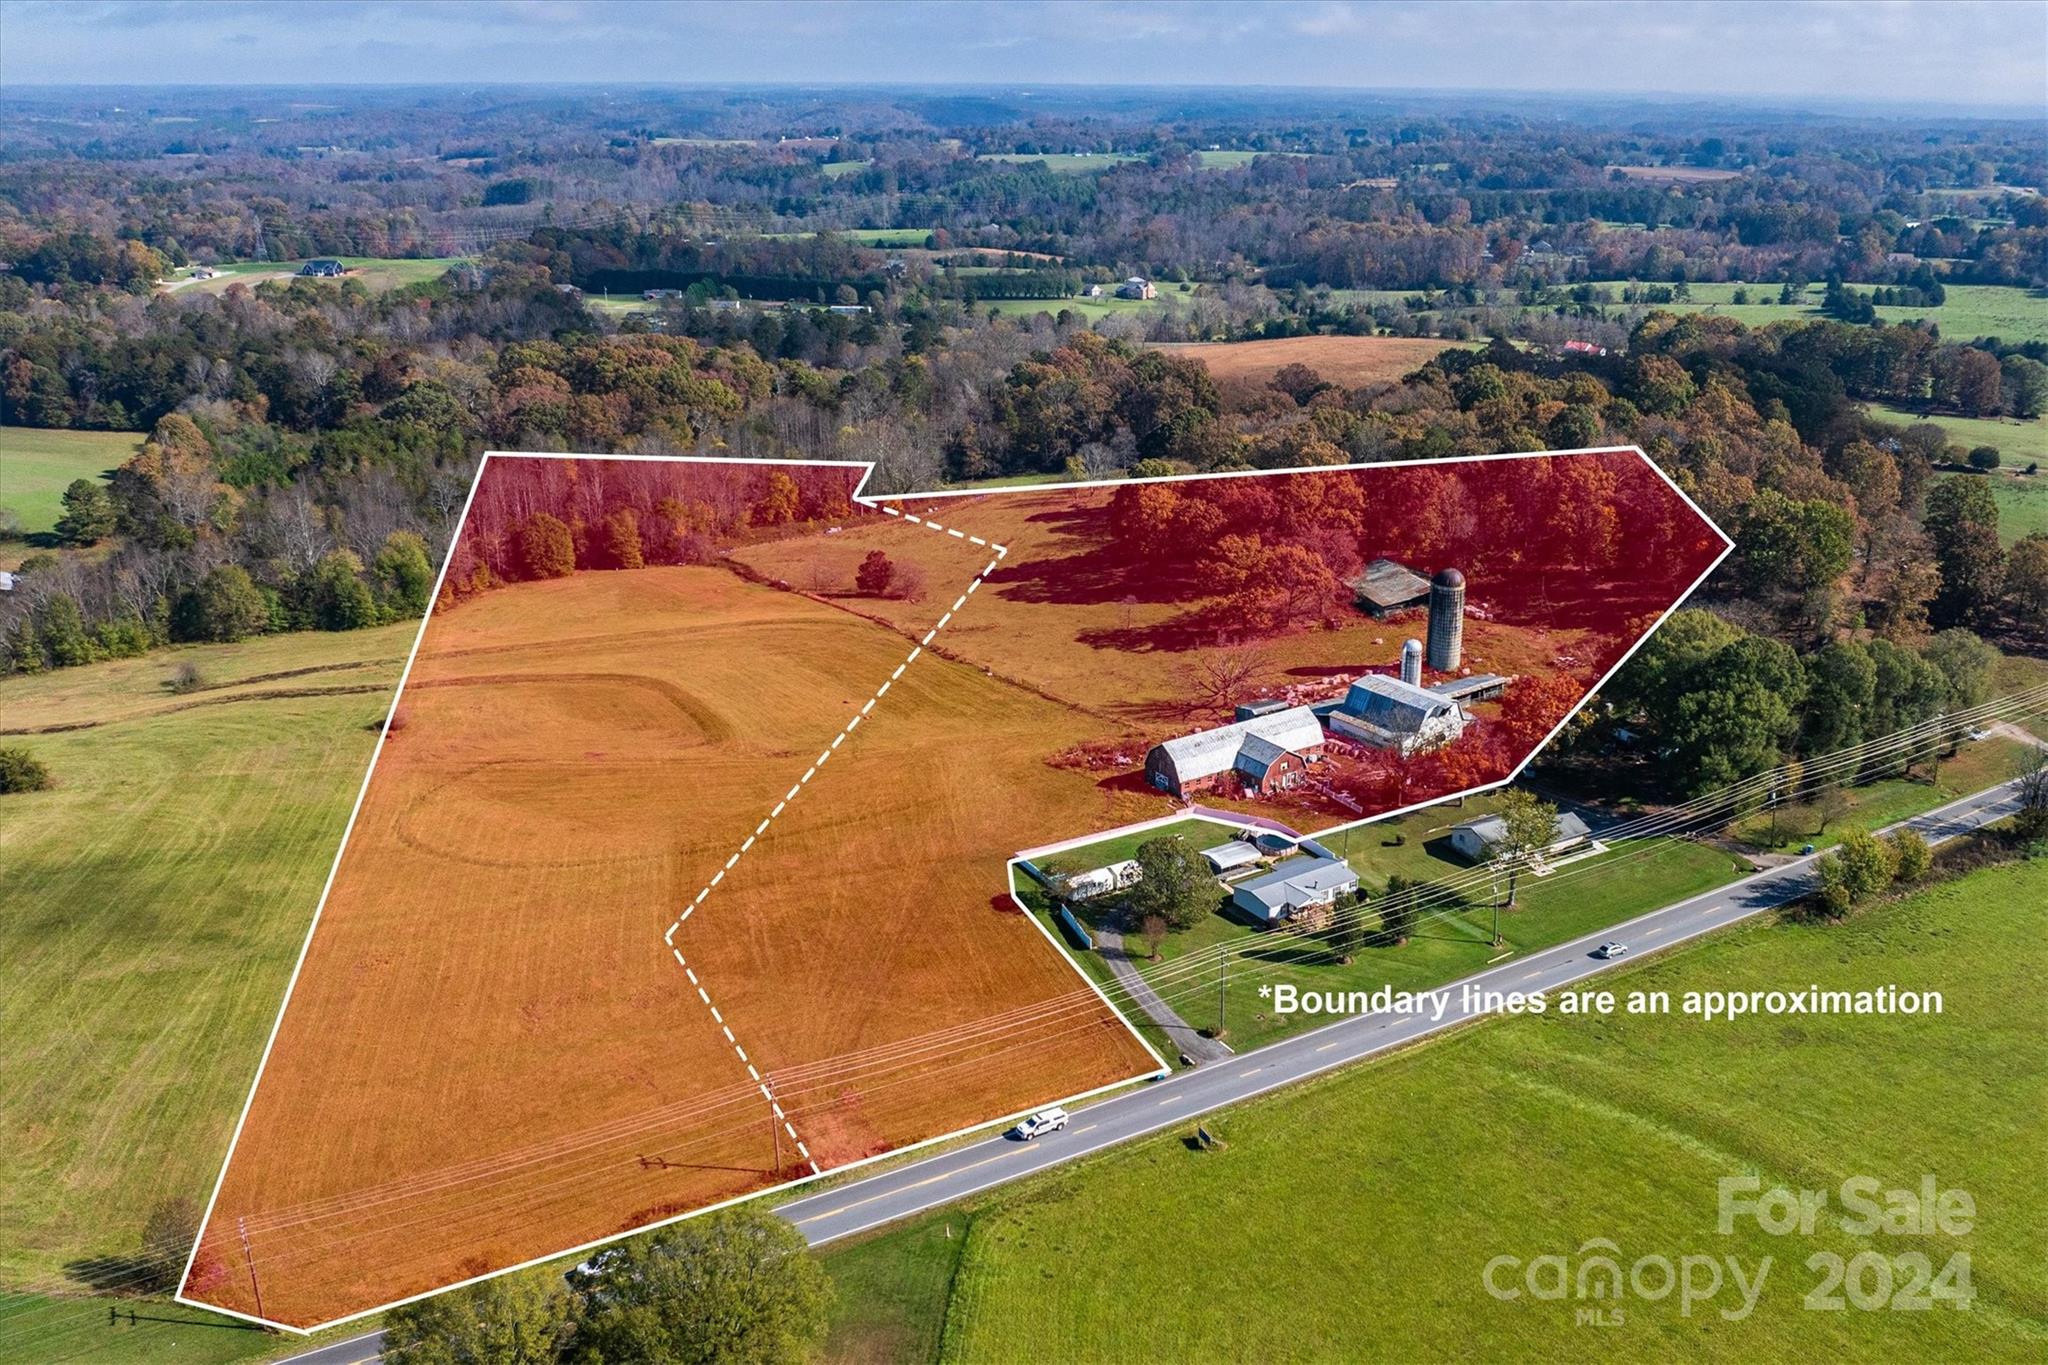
(1011, 1106, 1070, 1140)
(1594, 942, 1629, 959)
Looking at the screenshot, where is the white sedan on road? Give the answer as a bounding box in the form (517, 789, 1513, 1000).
(1594, 941, 1630, 959)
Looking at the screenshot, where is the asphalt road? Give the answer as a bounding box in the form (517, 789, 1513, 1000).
(277, 776, 2023, 1363)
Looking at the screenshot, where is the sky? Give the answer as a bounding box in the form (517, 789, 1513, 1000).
(2, 0, 2043, 112)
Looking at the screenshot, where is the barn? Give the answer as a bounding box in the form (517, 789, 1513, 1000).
(1144, 705, 1326, 799)
(1329, 674, 1467, 757)
(1347, 558, 1430, 617)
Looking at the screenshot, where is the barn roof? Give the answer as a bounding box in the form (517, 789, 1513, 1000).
(1340, 674, 1458, 735)
(1347, 557, 1430, 610)
(1153, 706, 1324, 785)
(1234, 732, 1293, 781)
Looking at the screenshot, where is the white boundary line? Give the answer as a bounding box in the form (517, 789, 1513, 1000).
(179, 444, 1726, 1333)
(659, 502, 1013, 1180)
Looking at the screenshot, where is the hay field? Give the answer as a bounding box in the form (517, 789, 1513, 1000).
(1153, 336, 1464, 388)
(0, 630, 407, 1357)
(190, 531, 1156, 1328)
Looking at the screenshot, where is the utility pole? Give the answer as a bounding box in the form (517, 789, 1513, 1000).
(770, 1097, 783, 1173)
(1216, 944, 1227, 1039)
(237, 1217, 264, 1322)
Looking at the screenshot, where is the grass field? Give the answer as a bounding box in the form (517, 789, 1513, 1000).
(1960, 470, 2048, 542)
(1154, 335, 1467, 388)
(1346, 281, 2047, 347)
(0, 627, 410, 1362)
(165, 258, 463, 295)
(974, 151, 1301, 173)
(821, 855, 2048, 1362)
(189, 488, 1156, 1327)
(1880, 405, 2048, 466)
(1725, 737, 2029, 852)
(0, 427, 142, 536)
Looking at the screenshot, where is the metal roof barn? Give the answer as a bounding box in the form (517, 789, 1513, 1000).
(1145, 705, 1326, 795)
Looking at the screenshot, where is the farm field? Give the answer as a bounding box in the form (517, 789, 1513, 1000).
(1342, 282, 2047, 347)
(821, 856, 2048, 1363)
(0, 426, 142, 537)
(974, 150, 1301, 173)
(0, 630, 408, 1358)
(981, 289, 1183, 320)
(1951, 469, 2048, 542)
(1882, 405, 2048, 465)
(1154, 334, 1468, 388)
(187, 479, 1159, 1328)
(164, 258, 462, 295)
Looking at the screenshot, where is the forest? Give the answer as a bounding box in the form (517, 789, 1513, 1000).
(4, 85, 2046, 810)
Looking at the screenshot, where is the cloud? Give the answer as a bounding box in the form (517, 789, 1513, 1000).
(0, 0, 2040, 109)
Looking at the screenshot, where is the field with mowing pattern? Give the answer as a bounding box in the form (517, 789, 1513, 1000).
(821, 856, 2048, 1362)
(0, 627, 411, 1361)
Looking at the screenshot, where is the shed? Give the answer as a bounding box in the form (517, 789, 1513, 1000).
(1201, 840, 1261, 874)
(1064, 858, 1143, 901)
(1347, 558, 1430, 617)
(1449, 810, 1593, 863)
(1229, 855, 1360, 925)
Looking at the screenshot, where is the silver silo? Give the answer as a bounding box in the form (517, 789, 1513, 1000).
(1400, 638, 1424, 686)
(1426, 568, 1465, 672)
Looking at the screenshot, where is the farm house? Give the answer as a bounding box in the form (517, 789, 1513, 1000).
(1228, 854, 1360, 926)
(1144, 706, 1326, 799)
(1329, 674, 1467, 757)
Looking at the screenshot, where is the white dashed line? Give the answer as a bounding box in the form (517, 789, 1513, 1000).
(659, 499, 1008, 1181)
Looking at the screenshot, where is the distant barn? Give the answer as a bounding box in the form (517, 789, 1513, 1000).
(298, 259, 345, 277)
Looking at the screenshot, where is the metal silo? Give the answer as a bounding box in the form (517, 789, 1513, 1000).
(1426, 569, 1465, 672)
(1400, 638, 1424, 686)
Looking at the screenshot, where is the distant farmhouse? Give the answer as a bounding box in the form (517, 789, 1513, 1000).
(1329, 674, 1467, 757)
(1348, 558, 1430, 618)
(1229, 854, 1359, 925)
(1079, 283, 1104, 298)
(1116, 276, 1157, 300)
(298, 259, 345, 277)
(1144, 705, 1325, 799)
(1450, 810, 1593, 863)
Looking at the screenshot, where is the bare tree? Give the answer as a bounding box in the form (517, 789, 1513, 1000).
(1178, 645, 1274, 715)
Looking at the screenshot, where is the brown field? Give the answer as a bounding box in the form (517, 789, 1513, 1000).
(188, 523, 1158, 1328)
(1603, 163, 1745, 183)
(1153, 335, 1464, 389)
